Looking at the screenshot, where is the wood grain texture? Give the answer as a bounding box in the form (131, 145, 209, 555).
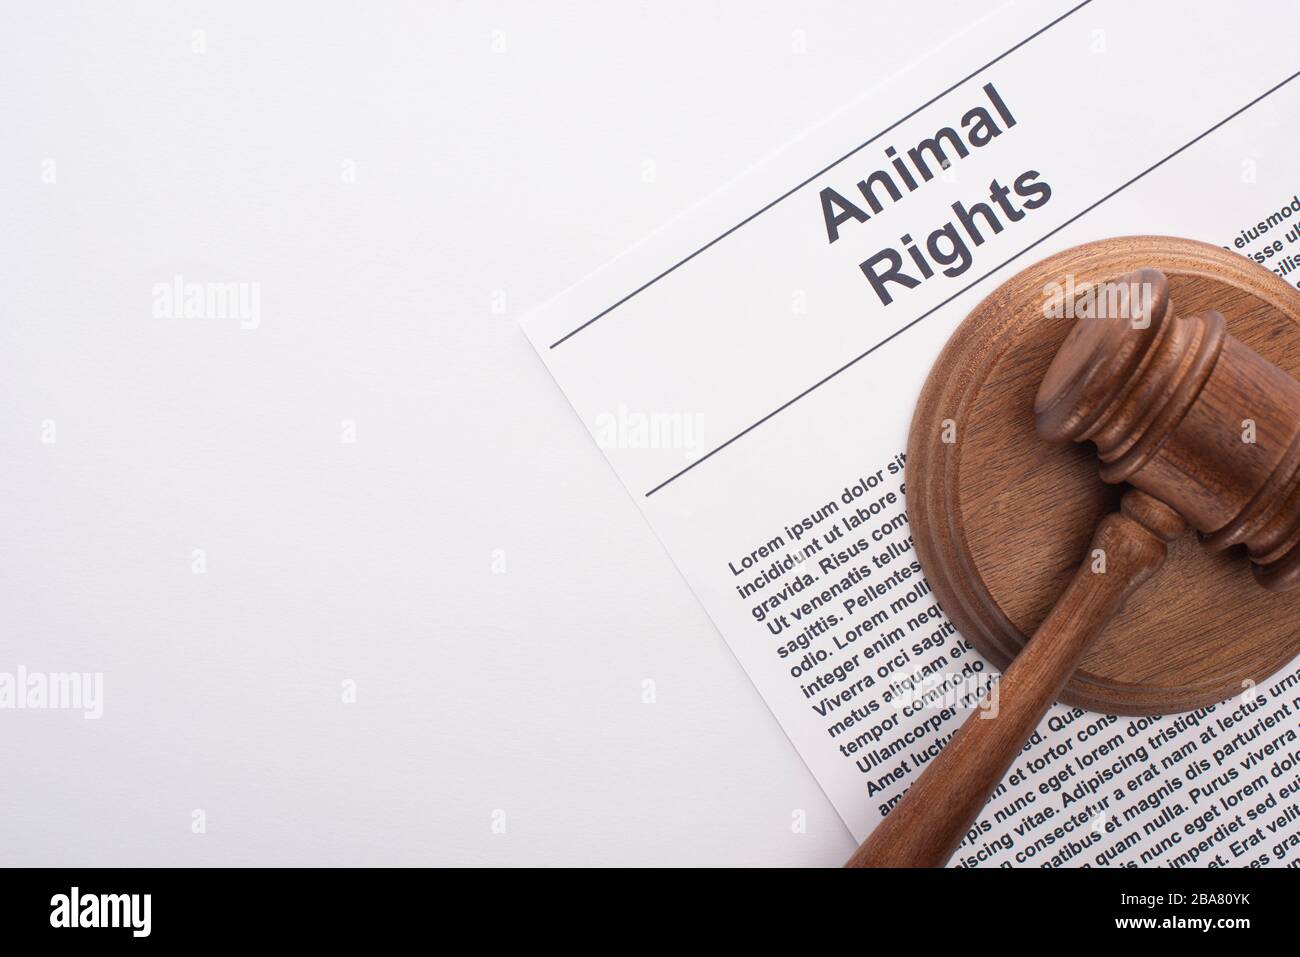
(1034, 268, 1300, 590)
(847, 491, 1184, 868)
(907, 236, 1300, 715)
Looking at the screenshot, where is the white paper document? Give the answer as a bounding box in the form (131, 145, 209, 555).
(522, 0, 1300, 866)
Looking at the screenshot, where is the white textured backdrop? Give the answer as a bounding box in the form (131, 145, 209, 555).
(0, 0, 1003, 865)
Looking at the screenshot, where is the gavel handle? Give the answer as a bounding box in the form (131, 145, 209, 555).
(845, 490, 1185, 868)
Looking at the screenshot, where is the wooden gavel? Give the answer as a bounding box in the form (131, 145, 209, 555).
(847, 267, 1300, 868)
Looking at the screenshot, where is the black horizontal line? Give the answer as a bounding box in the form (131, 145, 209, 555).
(547, 0, 1094, 349)
(644, 66, 1300, 498)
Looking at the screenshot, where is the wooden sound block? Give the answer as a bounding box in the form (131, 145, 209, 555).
(908, 236, 1300, 715)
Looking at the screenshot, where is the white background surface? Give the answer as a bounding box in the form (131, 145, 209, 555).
(1, 0, 1014, 866)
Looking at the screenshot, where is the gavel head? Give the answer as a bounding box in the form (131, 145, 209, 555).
(1034, 268, 1300, 591)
